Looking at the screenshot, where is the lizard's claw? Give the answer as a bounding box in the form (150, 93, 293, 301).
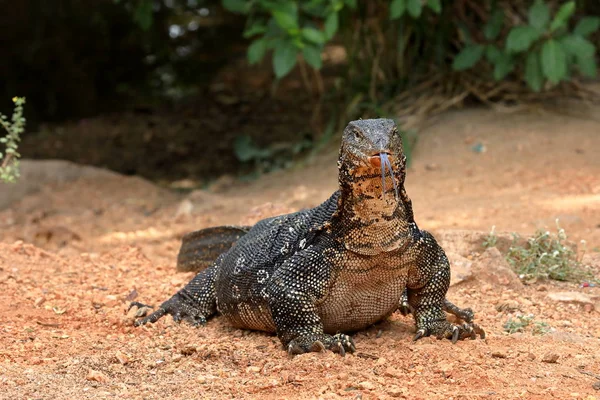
(413, 320, 485, 343)
(398, 300, 412, 317)
(397, 289, 412, 316)
(287, 333, 356, 356)
(413, 329, 426, 342)
(131, 290, 207, 327)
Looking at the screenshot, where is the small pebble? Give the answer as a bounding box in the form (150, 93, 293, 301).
(115, 351, 129, 365)
(86, 369, 108, 383)
(542, 353, 559, 363)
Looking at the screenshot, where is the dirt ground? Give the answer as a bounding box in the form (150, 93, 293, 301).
(1, 107, 600, 399)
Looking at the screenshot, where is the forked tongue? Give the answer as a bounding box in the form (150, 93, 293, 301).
(379, 153, 398, 200)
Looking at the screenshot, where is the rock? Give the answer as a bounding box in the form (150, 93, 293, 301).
(358, 381, 376, 390)
(246, 366, 261, 373)
(386, 385, 407, 397)
(384, 367, 403, 378)
(527, 353, 536, 361)
(448, 252, 473, 286)
(436, 362, 454, 375)
(491, 351, 507, 359)
(432, 229, 526, 258)
(32, 226, 81, 249)
(471, 247, 523, 289)
(86, 369, 108, 383)
(180, 345, 197, 356)
(34, 297, 46, 307)
(115, 351, 129, 365)
(547, 292, 594, 308)
(0, 160, 118, 210)
(542, 353, 559, 364)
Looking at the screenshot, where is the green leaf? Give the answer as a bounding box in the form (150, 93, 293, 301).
(247, 38, 267, 65)
(574, 17, 600, 37)
(528, 0, 550, 31)
(549, 1, 575, 32)
(301, 27, 325, 44)
(452, 44, 484, 71)
(133, 0, 153, 31)
(560, 35, 595, 57)
(222, 0, 249, 14)
(427, 0, 441, 14)
(407, 0, 422, 18)
(506, 26, 541, 53)
(525, 51, 544, 92)
(576, 55, 598, 78)
(541, 39, 567, 83)
(485, 45, 503, 63)
(243, 24, 267, 38)
(484, 9, 504, 40)
(324, 12, 338, 39)
(273, 40, 298, 78)
(561, 35, 597, 78)
(303, 45, 322, 69)
(271, 3, 299, 31)
(390, 0, 406, 20)
(493, 54, 514, 80)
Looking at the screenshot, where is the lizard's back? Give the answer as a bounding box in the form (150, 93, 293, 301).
(214, 191, 340, 331)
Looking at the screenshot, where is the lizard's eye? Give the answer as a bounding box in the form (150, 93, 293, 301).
(353, 130, 361, 141)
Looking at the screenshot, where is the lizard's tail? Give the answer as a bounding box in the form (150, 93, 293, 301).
(176, 225, 251, 272)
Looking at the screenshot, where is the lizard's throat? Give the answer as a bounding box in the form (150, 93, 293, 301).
(338, 177, 411, 255)
(340, 170, 404, 218)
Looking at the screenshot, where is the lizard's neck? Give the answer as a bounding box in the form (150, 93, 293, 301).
(334, 166, 417, 255)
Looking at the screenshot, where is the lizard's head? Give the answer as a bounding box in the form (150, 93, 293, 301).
(338, 118, 406, 200)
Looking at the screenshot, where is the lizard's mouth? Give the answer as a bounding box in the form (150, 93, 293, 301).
(367, 152, 391, 168)
(367, 152, 398, 200)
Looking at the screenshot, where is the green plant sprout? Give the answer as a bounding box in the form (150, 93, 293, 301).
(0, 97, 26, 183)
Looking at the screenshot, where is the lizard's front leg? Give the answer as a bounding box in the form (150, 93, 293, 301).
(407, 232, 485, 343)
(266, 251, 356, 356)
(397, 288, 475, 323)
(132, 263, 219, 327)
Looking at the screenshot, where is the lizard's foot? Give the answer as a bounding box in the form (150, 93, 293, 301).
(131, 290, 207, 327)
(287, 333, 356, 356)
(443, 299, 474, 323)
(413, 320, 485, 344)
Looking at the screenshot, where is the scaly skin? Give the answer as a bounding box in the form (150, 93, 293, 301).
(132, 119, 485, 355)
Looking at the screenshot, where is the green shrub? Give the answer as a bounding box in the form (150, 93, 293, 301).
(506, 221, 592, 282)
(219, 0, 598, 91)
(454, 1, 599, 91)
(0, 97, 26, 183)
